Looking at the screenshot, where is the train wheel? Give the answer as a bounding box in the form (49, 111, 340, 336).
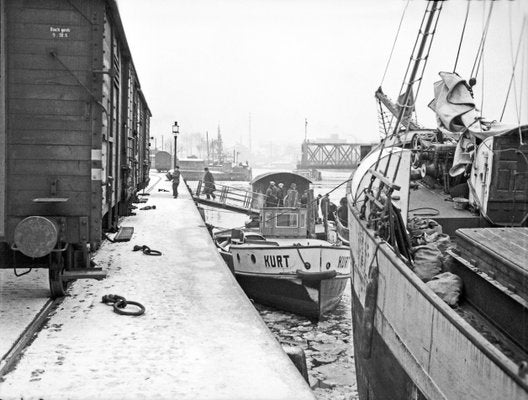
(49, 253, 67, 298)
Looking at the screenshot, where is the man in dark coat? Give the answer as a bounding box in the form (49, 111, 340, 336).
(265, 181, 278, 207)
(203, 167, 216, 200)
(171, 166, 181, 198)
(337, 197, 348, 226)
(276, 183, 285, 206)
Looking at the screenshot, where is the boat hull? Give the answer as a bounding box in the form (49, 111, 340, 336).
(350, 287, 426, 399)
(231, 241, 351, 319)
(236, 273, 348, 319)
(348, 207, 528, 400)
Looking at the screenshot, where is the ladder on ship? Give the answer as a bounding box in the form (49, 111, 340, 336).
(187, 180, 262, 216)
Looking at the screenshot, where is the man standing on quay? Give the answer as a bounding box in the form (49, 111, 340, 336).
(171, 166, 181, 198)
(203, 167, 216, 200)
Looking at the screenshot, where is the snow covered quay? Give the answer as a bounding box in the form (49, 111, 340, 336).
(0, 173, 314, 400)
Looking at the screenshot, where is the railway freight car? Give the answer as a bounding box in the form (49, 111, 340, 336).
(154, 150, 171, 172)
(0, 0, 151, 297)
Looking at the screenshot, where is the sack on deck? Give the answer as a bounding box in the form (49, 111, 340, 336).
(412, 244, 443, 282)
(426, 272, 463, 307)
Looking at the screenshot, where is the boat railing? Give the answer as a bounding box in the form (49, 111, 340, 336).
(360, 168, 412, 260)
(187, 180, 265, 213)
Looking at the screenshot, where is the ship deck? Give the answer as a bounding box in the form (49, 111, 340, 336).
(408, 184, 528, 368)
(408, 183, 487, 236)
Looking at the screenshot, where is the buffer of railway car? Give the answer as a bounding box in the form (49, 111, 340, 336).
(0, 0, 151, 298)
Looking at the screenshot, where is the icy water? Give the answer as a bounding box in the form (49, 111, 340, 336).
(201, 169, 358, 400)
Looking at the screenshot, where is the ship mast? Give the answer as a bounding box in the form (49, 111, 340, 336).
(371, 1, 443, 185)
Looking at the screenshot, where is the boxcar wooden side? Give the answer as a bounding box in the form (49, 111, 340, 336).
(0, 0, 5, 241)
(0, 0, 151, 297)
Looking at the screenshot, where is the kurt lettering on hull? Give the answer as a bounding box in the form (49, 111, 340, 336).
(264, 255, 290, 268)
(337, 256, 350, 269)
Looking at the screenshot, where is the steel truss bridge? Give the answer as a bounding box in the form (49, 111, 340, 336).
(298, 141, 375, 169)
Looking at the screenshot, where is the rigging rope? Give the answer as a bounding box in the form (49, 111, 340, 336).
(453, 1, 471, 73)
(500, 15, 526, 122)
(380, 0, 411, 87)
(470, 1, 494, 80)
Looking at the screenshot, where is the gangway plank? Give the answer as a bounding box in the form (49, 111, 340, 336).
(187, 180, 263, 217)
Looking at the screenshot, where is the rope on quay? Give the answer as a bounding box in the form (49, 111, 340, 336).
(132, 245, 163, 256)
(102, 294, 146, 316)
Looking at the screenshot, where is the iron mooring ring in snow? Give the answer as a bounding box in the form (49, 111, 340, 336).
(102, 294, 146, 316)
(132, 245, 162, 256)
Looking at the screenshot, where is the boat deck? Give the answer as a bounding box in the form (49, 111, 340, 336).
(409, 183, 487, 236)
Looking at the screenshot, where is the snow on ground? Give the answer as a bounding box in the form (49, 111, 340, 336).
(0, 174, 314, 400)
(0, 269, 50, 359)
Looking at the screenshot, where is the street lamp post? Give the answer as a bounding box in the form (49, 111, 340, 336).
(172, 121, 179, 168)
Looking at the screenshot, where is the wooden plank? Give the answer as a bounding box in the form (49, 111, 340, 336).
(13, 8, 86, 25)
(7, 159, 90, 176)
(8, 113, 89, 131)
(8, 144, 89, 161)
(8, 98, 90, 117)
(9, 53, 91, 73)
(10, 38, 90, 56)
(10, 175, 91, 192)
(11, 0, 86, 11)
(9, 68, 90, 86)
(458, 228, 528, 272)
(0, 0, 6, 238)
(8, 22, 91, 42)
(7, 190, 91, 216)
(9, 83, 86, 101)
(9, 129, 91, 146)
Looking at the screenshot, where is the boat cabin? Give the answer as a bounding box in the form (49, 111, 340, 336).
(251, 171, 312, 196)
(260, 207, 310, 238)
(251, 172, 317, 238)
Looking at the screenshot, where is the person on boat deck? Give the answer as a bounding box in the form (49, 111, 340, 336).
(284, 183, 299, 207)
(316, 194, 323, 223)
(327, 201, 337, 222)
(276, 183, 285, 206)
(203, 167, 216, 200)
(171, 166, 181, 198)
(320, 194, 330, 220)
(337, 197, 348, 225)
(265, 181, 278, 207)
(300, 190, 309, 208)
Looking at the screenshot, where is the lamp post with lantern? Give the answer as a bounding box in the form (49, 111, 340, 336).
(172, 121, 179, 168)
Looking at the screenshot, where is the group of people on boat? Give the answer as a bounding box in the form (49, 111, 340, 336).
(264, 181, 309, 208)
(318, 194, 347, 226)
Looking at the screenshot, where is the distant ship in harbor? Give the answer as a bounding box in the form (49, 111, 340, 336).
(151, 127, 252, 181)
(179, 157, 252, 181)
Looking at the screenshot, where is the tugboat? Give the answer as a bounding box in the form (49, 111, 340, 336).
(214, 171, 350, 319)
(347, 1, 528, 399)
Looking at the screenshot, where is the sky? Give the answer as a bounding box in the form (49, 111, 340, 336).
(117, 0, 528, 154)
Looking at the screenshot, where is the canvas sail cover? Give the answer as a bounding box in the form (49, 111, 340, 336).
(428, 72, 479, 132)
(428, 71, 515, 139)
(428, 72, 519, 176)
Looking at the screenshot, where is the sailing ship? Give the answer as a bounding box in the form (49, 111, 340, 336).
(214, 171, 351, 319)
(347, 2, 528, 399)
